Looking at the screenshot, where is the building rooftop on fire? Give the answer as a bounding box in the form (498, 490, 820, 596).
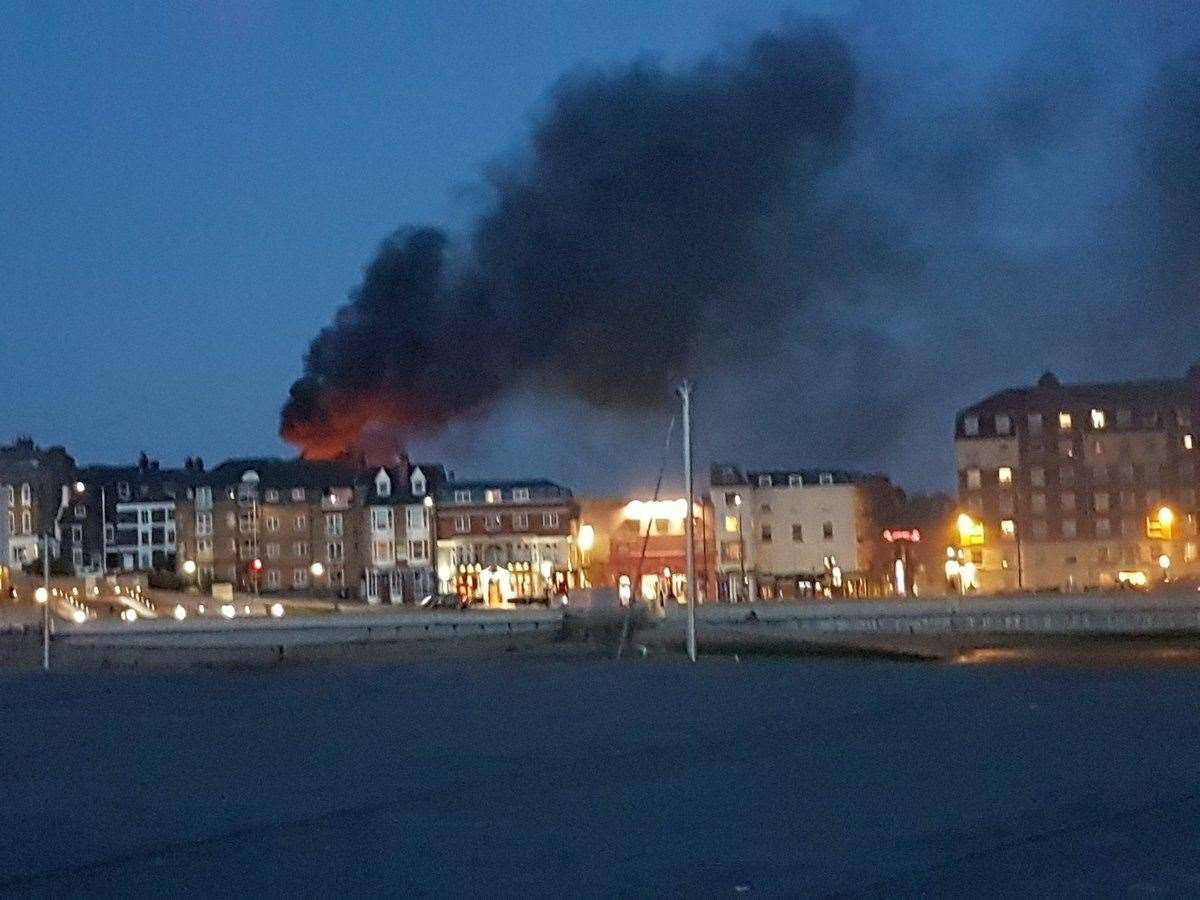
(954, 367, 1199, 438)
(710, 464, 885, 488)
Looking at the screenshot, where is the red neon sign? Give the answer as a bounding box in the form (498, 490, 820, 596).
(883, 529, 921, 543)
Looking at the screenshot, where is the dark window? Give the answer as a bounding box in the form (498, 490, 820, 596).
(792, 524, 803, 542)
(823, 522, 834, 540)
(761, 525, 772, 543)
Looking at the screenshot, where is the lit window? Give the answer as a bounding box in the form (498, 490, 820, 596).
(1000, 519, 1016, 538)
(485, 488, 502, 504)
(724, 515, 739, 534)
(1185, 434, 1194, 450)
(1059, 411, 1072, 430)
(1090, 409, 1106, 430)
(998, 467, 1013, 485)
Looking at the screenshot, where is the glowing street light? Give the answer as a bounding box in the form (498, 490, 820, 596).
(577, 525, 595, 552)
(1157, 506, 1175, 528)
(34, 587, 48, 604)
(182, 559, 197, 576)
(310, 561, 325, 578)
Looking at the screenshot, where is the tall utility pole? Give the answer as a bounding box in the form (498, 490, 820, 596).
(41, 532, 50, 672)
(679, 381, 697, 663)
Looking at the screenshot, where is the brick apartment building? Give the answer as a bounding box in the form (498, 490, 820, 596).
(954, 368, 1200, 591)
(434, 479, 577, 604)
(176, 457, 361, 596)
(710, 465, 901, 600)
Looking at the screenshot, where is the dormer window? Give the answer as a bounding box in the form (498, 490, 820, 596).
(963, 415, 979, 436)
(117, 481, 131, 501)
(757, 475, 772, 488)
(787, 474, 802, 487)
(513, 487, 530, 502)
(411, 469, 426, 496)
(819, 473, 834, 485)
(375, 469, 391, 498)
(454, 489, 471, 503)
(485, 488, 502, 504)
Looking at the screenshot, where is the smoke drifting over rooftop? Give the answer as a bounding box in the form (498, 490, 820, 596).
(281, 24, 858, 457)
(284, 7, 1200, 484)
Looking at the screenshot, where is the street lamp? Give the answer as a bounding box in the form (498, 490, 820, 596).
(577, 524, 594, 586)
(1159, 553, 1171, 582)
(733, 493, 747, 601)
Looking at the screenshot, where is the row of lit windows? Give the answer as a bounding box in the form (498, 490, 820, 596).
(965, 457, 1194, 489)
(996, 518, 1194, 543)
(967, 488, 1194, 516)
(3, 484, 32, 506)
(452, 487, 533, 504)
(723, 516, 835, 542)
(965, 407, 1192, 437)
(454, 512, 559, 533)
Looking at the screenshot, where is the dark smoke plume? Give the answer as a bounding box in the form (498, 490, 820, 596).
(281, 24, 858, 457)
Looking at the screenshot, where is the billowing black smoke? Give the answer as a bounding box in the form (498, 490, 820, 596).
(284, 7, 1200, 489)
(281, 24, 858, 456)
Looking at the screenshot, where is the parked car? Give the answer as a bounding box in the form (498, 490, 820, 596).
(419, 593, 468, 609)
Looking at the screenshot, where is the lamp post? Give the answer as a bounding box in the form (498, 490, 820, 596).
(577, 524, 595, 587)
(733, 493, 746, 602)
(182, 558, 198, 591)
(677, 380, 696, 663)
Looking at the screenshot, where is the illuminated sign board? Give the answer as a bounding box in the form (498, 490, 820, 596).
(883, 529, 921, 543)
